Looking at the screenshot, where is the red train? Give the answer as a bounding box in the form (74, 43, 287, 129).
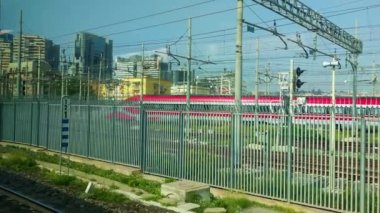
(109, 95, 380, 125)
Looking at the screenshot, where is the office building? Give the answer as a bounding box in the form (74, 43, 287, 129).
(114, 54, 170, 81)
(12, 35, 60, 70)
(74, 32, 113, 79)
(0, 33, 13, 75)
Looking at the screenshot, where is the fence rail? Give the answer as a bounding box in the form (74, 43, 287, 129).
(0, 100, 379, 212)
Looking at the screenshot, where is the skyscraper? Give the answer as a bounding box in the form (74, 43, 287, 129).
(12, 35, 60, 70)
(0, 33, 13, 74)
(74, 32, 113, 79)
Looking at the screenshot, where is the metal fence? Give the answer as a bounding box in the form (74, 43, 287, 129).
(0, 100, 379, 212)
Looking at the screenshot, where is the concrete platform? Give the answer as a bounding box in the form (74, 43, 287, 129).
(204, 207, 227, 213)
(242, 207, 280, 213)
(161, 180, 210, 202)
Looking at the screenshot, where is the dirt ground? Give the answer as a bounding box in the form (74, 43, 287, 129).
(0, 169, 175, 213)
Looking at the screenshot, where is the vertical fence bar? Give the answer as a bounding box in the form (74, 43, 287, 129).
(13, 101, 16, 142)
(287, 113, 292, 202)
(111, 102, 116, 163)
(36, 100, 40, 146)
(178, 112, 184, 179)
(46, 103, 50, 149)
(359, 116, 366, 213)
(140, 110, 146, 171)
(377, 119, 380, 213)
(86, 103, 91, 157)
(29, 102, 33, 145)
(0, 102, 2, 140)
(230, 112, 237, 188)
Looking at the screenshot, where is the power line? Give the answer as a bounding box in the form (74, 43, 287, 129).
(51, 0, 217, 39)
(55, 1, 380, 53)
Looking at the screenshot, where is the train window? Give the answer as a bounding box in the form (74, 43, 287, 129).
(336, 107, 344, 114)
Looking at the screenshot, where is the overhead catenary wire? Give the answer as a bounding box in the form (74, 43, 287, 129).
(55, 1, 380, 58)
(51, 0, 218, 39)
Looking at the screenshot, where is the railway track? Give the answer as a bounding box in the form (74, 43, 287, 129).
(0, 185, 61, 213)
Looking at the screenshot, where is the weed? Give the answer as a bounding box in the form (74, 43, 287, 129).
(109, 184, 119, 190)
(0, 153, 38, 172)
(164, 177, 177, 183)
(88, 187, 127, 203)
(0, 146, 162, 196)
(48, 174, 77, 186)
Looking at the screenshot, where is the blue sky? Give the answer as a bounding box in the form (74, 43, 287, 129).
(3, 0, 380, 94)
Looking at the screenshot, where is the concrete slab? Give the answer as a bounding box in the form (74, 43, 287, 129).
(177, 203, 200, 211)
(161, 180, 210, 202)
(242, 207, 280, 213)
(203, 207, 227, 213)
(158, 197, 178, 206)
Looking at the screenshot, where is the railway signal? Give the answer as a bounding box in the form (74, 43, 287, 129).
(22, 80, 26, 96)
(293, 67, 305, 92)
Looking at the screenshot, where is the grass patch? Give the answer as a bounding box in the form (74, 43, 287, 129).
(186, 194, 303, 213)
(109, 184, 119, 190)
(0, 145, 305, 213)
(47, 173, 77, 186)
(0, 152, 38, 172)
(85, 187, 128, 204)
(141, 194, 161, 201)
(0, 148, 130, 206)
(0, 145, 162, 196)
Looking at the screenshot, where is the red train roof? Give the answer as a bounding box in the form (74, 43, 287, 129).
(127, 95, 380, 106)
(307, 96, 380, 105)
(127, 95, 282, 103)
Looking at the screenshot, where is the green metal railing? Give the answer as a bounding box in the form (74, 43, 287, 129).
(0, 100, 379, 212)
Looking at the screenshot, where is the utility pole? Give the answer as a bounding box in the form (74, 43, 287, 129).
(255, 39, 260, 110)
(79, 72, 82, 101)
(140, 43, 144, 104)
(186, 17, 192, 113)
(87, 66, 90, 101)
(233, 0, 243, 173)
(0, 50, 3, 96)
(254, 39, 260, 175)
(61, 49, 66, 98)
(289, 60, 294, 116)
(235, 0, 243, 112)
(372, 60, 377, 96)
(329, 56, 337, 193)
(98, 53, 103, 99)
(185, 17, 192, 146)
(37, 46, 41, 97)
(16, 10, 22, 97)
(265, 63, 270, 95)
(158, 57, 161, 95)
(220, 74, 223, 95)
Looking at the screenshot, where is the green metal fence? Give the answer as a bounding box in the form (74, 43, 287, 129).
(0, 100, 379, 212)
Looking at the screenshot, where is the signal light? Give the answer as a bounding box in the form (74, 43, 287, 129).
(22, 80, 26, 96)
(293, 67, 305, 92)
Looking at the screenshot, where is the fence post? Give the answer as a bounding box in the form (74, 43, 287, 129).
(287, 113, 293, 202)
(111, 102, 116, 163)
(36, 100, 40, 147)
(178, 112, 184, 179)
(13, 101, 16, 142)
(29, 102, 33, 145)
(139, 110, 147, 172)
(359, 116, 366, 213)
(87, 103, 91, 158)
(230, 112, 239, 189)
(46, 103, 50, 149)
(0, 102, 2, 140)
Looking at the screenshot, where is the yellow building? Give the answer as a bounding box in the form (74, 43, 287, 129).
(99, 76, 171, 100)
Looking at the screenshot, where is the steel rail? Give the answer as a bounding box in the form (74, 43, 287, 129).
(0, 184, 61, 213)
